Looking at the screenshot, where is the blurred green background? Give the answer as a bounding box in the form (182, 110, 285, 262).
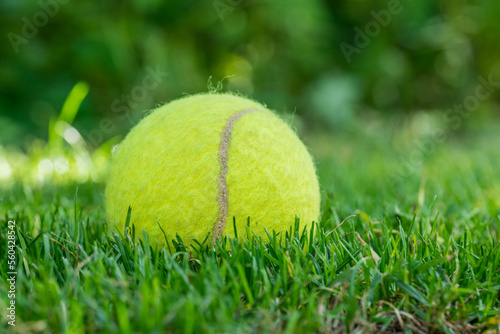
(1, 0, 499, 184)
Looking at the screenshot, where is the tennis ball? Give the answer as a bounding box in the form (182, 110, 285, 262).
(105, 93, 320, 245)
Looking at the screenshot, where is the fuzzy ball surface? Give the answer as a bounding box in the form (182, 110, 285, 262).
(105, 93, 320, 245)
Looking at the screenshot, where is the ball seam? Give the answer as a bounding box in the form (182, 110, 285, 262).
(212, 108, 260, 243)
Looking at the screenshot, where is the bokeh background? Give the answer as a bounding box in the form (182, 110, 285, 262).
(1, 0, 499, 187)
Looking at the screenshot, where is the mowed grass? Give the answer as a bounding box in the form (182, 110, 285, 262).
(1, 115, 499, 333)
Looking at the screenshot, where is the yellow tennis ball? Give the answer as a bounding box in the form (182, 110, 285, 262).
(105, 93, 320, 245)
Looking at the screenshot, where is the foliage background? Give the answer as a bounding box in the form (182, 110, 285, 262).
(1, 0, 500, 150)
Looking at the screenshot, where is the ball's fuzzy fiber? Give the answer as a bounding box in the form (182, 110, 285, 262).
(105, 93, 320, 245)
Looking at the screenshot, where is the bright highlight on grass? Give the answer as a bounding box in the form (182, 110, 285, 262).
(0, 157, 12, 179)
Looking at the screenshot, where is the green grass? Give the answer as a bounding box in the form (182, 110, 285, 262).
(1, 115, 499, 333)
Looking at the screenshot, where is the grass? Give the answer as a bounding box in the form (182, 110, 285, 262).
(1, 113, 499, 333)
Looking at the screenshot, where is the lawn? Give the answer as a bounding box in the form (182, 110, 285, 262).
(1, 112, 499, 333)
